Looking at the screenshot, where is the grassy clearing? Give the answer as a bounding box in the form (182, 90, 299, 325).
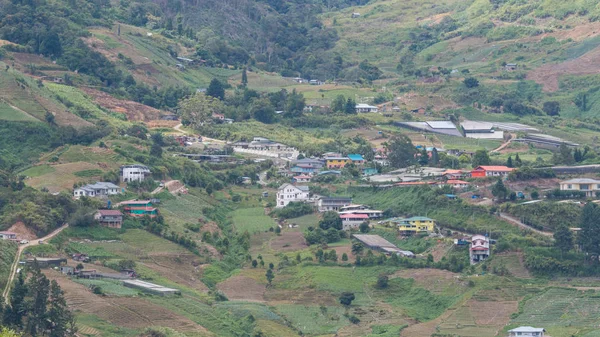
(0, 241, 17, 290)
(57, 145, 125, 165)
(160, 192, 213, 231)
(255, 319, 299, 337)
(74, 169, 104, 177)
(0, 102, 39, 121)
(364, 324, 407, 337)
(73, 278, 140, 296)
(21, 164, 56, 177)
(25, 244, 59, 256)
(286, 214, 319, 231)
(231, 207, 277, 233)
(274, 304, 350, 336)
(67, 242, 116, 259)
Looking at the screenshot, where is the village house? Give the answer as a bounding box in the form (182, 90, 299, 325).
(470, 234, 490, 264)
(292, 175, 312, 183)
(388, 217, 435, 235)
(443, 180, 470, 189)
(120, 165, 151, 183)
(504, 63, 518, 71)
(121, 200, 159, 218)
(212, 113, 225, 121)
(325, 157, 351, 169)
(362, 167, 378, 176)
(470, 166, 514, 178)
(559, 178, 600, 197)
(507, 326, 545, 337)
(351, 12, 361, 18)
(317, 196, 352, 212)
(0, 232, 17, 240)
(276, 183, 310, 208)
(95, 210, 124, 229)
(347, 154, 365, 165)
(292, 158, 325, 168)
(442, 169, 467, 180)
(74, 182, 121, 198)
(339, 213, 369, 230)
(290, 164, 319, 175)
(355, 103, 378, 113)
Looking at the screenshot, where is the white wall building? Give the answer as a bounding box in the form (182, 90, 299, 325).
(120, 165, 151, 183)
(355, 103, 378, 113)
(74, 182, 121, 198)
(276, 183, 310, 208)
(507, 326, 545, 337)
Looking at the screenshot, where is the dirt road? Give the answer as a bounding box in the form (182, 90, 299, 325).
(3, 224, 69, 303)
(498, 213, 553, 237)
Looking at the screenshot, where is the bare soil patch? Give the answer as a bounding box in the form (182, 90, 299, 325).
(468, 300, 518, 326)
(36, 95, 93, 128)
(142, 254, 209, 293)
(270, 232, 307, 252)
(81, 88, 163, 121)
(45, 271, 207, 333)
(7, 221, 38, 240)
(147, 120, 179, 128)
(217, 275, 265, 302)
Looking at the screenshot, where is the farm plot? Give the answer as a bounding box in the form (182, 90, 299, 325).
(73, 279, 139, 297)
(141, 254, 209, 293)
(160, 193, 213, 231)
(217, 275, 266, 302)
(511, 287, 600, 328)
(232, 207, 277, 233)
(274, 304, 351, 336)
(26, 161, 106, 192)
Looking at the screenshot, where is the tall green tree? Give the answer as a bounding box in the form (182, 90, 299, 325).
(3, 271, 26, 328)
(514, 153, 522, 167)
(344, 98, 357, 114)
(241, 68, 248, 87)
(319, 211, 343, 230)
(385, 136, 417, 168)
(491, 179, 508, 200)
(25, 262, 50, 337)
(179, 93, 225, 128)
(331, 95, 345, 113)
(431, 148, 439, 166)
(506, 156, 513, 168)
(48, 280, 76, 337)
(554, 225, 573, 256)
(206, 79, 225, 100)
(265, 269, 274, 286)
(284, 89, 305, 118)
(579, 203, 600, 260)
(472, 149, 491, 167)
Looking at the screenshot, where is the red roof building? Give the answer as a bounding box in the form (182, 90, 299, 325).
(470, 166, 514, 178)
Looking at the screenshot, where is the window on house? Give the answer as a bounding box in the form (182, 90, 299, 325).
(568, 184, 572, 189)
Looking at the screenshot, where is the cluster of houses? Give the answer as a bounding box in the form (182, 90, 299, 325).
(280, 153, 383, 181)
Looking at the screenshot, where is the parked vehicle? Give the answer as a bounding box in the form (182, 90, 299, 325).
(20, 240, 29, 244)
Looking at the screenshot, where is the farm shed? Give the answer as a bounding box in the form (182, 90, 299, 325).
(122, 280, 179, 296)
(352, 234, 414, 257)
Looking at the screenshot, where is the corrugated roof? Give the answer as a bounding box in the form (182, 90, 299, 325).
(426, 121, 456, 129)
(560, 178, 600, 184)
(340, 213, 369, 219)
(473, 166, 514, 172)
(460, 121, 493, 131)
(347, 154, 364, 161)
(508, 327, 545, 333)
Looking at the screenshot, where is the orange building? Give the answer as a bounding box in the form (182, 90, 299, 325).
(471, 166, 514, 178)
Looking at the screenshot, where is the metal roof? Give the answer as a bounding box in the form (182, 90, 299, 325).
(347, 154, 364, 161)
(352, 234, 397, 248)
(561, 178, 600, 184)
(426, 121, 456, 129)
(508, 326, 545, 333)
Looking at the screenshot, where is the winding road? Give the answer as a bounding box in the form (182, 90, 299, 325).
(498, 213, 553, 237)
(2, 224, 69, 303)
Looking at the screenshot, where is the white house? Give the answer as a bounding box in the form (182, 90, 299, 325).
(120, 165, 151, 183)
(292, 175, 312, 183)
(0, 232, 17, 240)
(442, 180, 470, 189)
(355, 103, 378, 113)
(559, 178, 600, 197)
(74, 182, 121, 198)
(276, 183, 310, 208)
(317, 197, 352, 212)
(508, 326, 545, 337)
(470, 235, 490, 264)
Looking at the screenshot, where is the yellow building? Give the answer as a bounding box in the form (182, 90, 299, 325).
(325, 157, 351, 169)
(391, 217, 435, 234)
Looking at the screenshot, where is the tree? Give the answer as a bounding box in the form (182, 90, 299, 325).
(206, 78, 225, 100)
(344, 98, 357, 114)
(579, 203, 600, 260)
(331, 95, 345, 113)
(531, 190, 539, 199)
(509, 191, 517, 201)
(506, 156, 513, 168)
(514, 153, 522, 167)
(339, 292, 355, 306)
(575, 92, 588, 112)
(251, 98, 275, 124)
(358, 60, 382, 81)
(252, 260, 258, 268)
(418, 148, 429, 166)
(558, 144, 574, 165)
(319, 211, 343, 230)
(491, 179, 508, 200)
(150, 143, 163, 158)
(472, 149, 491, 167)
(284, 89, 305, 118)
(45, 112, 55, 124)
(351, 242, 363, 255)
(431, 147, 439, 166)
(25, 262, 50, 337)
(179, 93, 224, 128)
(359, 222, 370, 233)
(463, 77, 479, 88)
(376, 274, 389, 289)
(268, 263, 274, 270)
(385, 135, 417, 168)
(328, 250, 338, 262)
(543, 101, 560, 116)
(3, 271, 26, 328)
(554, 225, 573, 256)
(241, 68, 248, 87)
(48, 280, 76, 337)
(341, 253, 348, 261)
(265, 269, 274, 286)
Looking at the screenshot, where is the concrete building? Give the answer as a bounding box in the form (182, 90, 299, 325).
(120, 165, 151, 183)
(340, 213, 369, 230)
(95, 210, 124, 229)
(122, 279, 179, 296)
(507, 326, 545, 337)
(470, 235, 490, 264)
(355, 103, 378, 113)
(559, 178, 600, 197)
(471, 166, 514, 178)
(276, 183, 310, 208)
(74, 182, 121, 198)
(0, 232, 17, 240)
(317, 196, 352, 212)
